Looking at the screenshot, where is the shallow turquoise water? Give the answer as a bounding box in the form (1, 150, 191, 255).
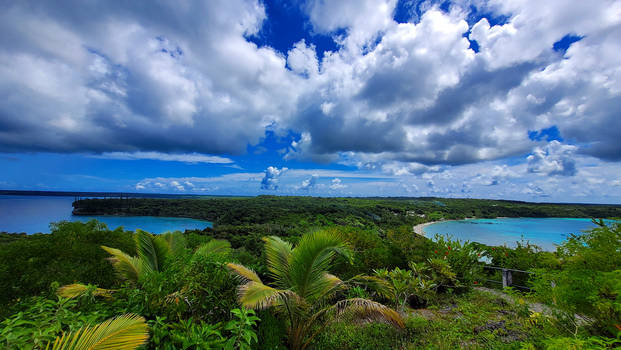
(0, 195, 212, 234)
(423, 217, 607, 251)
(73, 215, 212, 234)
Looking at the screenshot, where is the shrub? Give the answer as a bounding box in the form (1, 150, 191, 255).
(529, 221, 621, 335)
(313, 321, 405, 350)
(0, 295, 112, 349)
(432, 235, 482, 287)
(386, 225, 435, 265)
(484, 239, 560, 271)
(0, 220, 134, 307)
(336, 226, 401, 277)
(148, 317, 225, 350)
(255, 310, 287, 350)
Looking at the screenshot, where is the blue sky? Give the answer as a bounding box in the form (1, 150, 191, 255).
(1, 0, 621, 203)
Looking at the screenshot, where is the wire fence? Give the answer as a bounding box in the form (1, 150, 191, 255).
(482, 266, 533, 290)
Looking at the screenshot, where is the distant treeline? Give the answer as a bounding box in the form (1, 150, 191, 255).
(73, 196, 621, 228)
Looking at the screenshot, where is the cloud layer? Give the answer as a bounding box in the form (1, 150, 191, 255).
(0, 0, 620, 201)
(96, 151, 233, 164)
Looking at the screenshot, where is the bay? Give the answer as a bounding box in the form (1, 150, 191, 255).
(0, 195, 212, 234)
(423, 217, 608, 251)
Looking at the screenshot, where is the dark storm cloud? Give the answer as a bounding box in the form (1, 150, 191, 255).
(562, 95, 621, 161)
(407, 60, 538, 125)
(302, 107, 407, 155)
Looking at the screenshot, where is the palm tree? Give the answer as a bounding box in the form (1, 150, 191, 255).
(227, 230, 404, 350)
(47, 314, 149, 350)
(101, 230, 230, 283)
(101, 229, 177, 283)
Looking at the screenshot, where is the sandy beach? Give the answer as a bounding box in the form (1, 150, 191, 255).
(412, 221, 435, 236)
(413, 217, 477, 236)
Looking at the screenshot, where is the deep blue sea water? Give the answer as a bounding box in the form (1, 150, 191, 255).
(0, 195, 212, 234)
(423, 217, 609, 251)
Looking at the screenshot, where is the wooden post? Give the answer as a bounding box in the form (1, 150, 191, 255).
(502, 269, 513, 288)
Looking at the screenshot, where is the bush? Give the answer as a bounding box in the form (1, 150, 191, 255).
(148, 317, 226, 350)
(255, 310, 287, 350)
(529, 221, 621, 335)
(0, 295, 112, 349)
(334, 226, 401, 277)
(0, 220, 134, 307)
(431, 235, 482, 287)
(105, 240, 239, 324)
(386, 225, 435, 265)
(484, 239, 559, 271)
(313, 321, 405, 350)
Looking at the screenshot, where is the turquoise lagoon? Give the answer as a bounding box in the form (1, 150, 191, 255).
(0, 195, 212, 234)
(423, 217, 608, 251)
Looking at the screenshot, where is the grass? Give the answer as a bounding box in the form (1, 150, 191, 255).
(314, 288, 562, 349)
(402, 289, 557, 349)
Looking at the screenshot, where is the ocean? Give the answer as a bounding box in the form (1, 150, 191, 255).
(0, 195, 212, 234)
(423, 217, 609, 251)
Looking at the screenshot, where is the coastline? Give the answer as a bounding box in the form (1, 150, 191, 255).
(413, 217, 478, 236)
(413, 222, 435, 236)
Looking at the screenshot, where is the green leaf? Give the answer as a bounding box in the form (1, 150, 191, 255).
(288, 230, 352, 301)
(46, 313, 149, 350)
(101, 246, 144, 283)
(193, 239, 231, 261)
(135, 229, 170, 272)
(263, 236, 293, 288)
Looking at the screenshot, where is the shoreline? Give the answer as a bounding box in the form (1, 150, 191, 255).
(413, 221, 436, 236)
(413, 217, 478, 236)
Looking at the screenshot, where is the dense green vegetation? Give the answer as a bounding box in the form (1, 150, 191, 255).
(1, 196, 620, 349)
(72, 196, 621, 225)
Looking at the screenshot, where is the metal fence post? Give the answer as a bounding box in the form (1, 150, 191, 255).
(502, 269, 513, 288)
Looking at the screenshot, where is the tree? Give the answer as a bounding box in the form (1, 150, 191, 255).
(227, 230, 404, 350)
(101, 230, 230, 283)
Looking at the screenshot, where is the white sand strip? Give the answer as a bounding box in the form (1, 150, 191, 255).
(413, 217, 477, 236)
(413, 221, 435, 236)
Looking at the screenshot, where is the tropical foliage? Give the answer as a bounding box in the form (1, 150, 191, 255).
(1, 196, 620, 349)
(227, 230, 404, 350)
(47, 314, 148, 350)
(528, 220, 621, 335)
(101, 229, 187, 283)
(0, 220, 134, 305)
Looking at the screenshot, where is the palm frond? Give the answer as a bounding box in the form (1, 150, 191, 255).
(237, 281, 299, 310)
(263, 236, 293, 288)
(57, 284, 114, 299)
(193, 239, 231, 261)
(226, 263, 262, 283)
(332, 298, 404, 328)
(135, 229, 170, 272)
(306, 273, 345, 302)
(288, 230, 352, 300)
(47, 313, 149, 350)
(350, 274, 395, 300)
(101, 246, 145, 283)
(161, 231, 187, 257)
